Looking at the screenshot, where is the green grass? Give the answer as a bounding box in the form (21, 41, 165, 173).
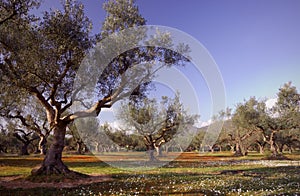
(0, 152, 299, 195)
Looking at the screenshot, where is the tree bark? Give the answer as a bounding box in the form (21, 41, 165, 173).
(270, 139, 278, 156)
(32, 122, 70, 175)
(256, 141, 265, 154)
(155, 146, 163, 157)
(95, 142, 100, 152)
(258, 144, 264, 154)
(39, 135, 47, 155)
(229, 145, 235, 152)
(269, 132, 279, 157)
(76, 141, 84, 154)
(147, 144, 158, 162)
(234, 141, 247, 156)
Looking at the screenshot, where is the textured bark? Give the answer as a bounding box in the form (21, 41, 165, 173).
(39, 135, 47, 155)
(32, 122, 70, 175)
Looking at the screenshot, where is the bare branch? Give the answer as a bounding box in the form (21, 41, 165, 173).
(49, 62, 72, 106)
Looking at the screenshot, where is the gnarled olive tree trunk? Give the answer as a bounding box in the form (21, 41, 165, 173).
(32, 122, 70, 175)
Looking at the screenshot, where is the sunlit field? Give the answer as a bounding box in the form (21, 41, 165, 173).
(0, 152, 299, 195)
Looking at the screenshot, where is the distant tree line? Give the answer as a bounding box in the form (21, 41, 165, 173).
(189, 82, 300, 158)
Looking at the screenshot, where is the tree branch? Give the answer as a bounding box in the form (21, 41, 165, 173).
(62, 96, 112, 122)
(29, 87, 54, 123)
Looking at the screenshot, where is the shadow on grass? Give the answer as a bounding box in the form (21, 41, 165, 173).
(0, 165, 299, 195)
(0, 158, 42, 168)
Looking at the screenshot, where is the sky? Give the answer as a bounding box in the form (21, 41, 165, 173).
(35, 0, 300, 123)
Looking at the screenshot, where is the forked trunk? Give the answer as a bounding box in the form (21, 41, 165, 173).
(178, 145, 183, 153)
(229, 145, 235, 152)
(76, 141, 84, 154)
(234, 142, 247, 156)
(259, 145, 264, 154)
(209, 145, 214, 153)
(32, 122, 70, 175)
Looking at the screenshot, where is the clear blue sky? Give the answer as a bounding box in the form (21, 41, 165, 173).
(37, 0, 300, 121)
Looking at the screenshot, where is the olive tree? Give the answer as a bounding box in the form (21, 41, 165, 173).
(0, 0, 188, 175)
(117, 94, 197, 161)
(257, 82, 300, 158)
(232, 97, 264, 156)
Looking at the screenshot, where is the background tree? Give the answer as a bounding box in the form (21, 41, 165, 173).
(13, 128, 39, 155)
(257, 82, 300, 158)
(232, 97, 264, 156)
(105, 127, 144, 151)
(117, 94, 197, 161)
(0, 94, 51, 155)
(0, 123, 19, 153)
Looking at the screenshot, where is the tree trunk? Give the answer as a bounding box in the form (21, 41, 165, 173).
(32, 122, 70, 175)
(165, 145, 169, 154)
(147, 144, 157, 162)
(155, 145, 163, 157)
(256, 142, 265, 154)
(278, 144, 284, 153)
(39, 135, 47, 155)
(259, 144, 264, 154)
(270, 139, 278, 156)
(178, 145, 183, 153)
(95, 142, 100, 152)
(234, 141, 247, 156)
(269, 132, 279, 157)
(288, 146, 293, 154)
(76, 141, 84, 154)
(209, 145, 214, 153)
(0, 145, 5, 153)
(20, 142, 30, 155)
(234, 143, 242, 156)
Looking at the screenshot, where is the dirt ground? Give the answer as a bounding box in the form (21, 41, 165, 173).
(0, 174, 112, 189)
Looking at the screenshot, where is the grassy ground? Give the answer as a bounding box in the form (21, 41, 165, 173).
(0, 152, 299, 195)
